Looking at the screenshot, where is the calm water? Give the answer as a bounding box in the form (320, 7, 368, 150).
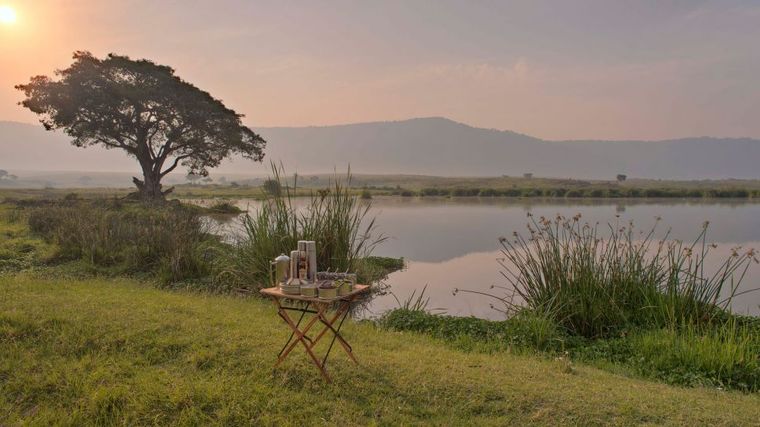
(202, 198, 760, 320)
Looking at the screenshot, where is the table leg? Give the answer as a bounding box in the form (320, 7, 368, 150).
(308, 302, 350, 347)
(309, 299, 359, 364)
(320, 302, 357, 368)
(267, 292, 368, 383)
(273, 300, 332, 382)
(278, 301, 310, 358)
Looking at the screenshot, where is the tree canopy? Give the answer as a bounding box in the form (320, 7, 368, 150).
(16, 51, 266, 200)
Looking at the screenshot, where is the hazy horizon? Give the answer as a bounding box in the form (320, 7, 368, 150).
(3, 117, 760, 181)
(2, 1, 760, 141)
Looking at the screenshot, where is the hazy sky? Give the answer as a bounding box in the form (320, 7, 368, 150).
(1, 0, 759, 140)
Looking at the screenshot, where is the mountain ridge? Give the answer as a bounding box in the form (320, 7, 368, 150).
(2, 117, 759, 180)
(5, 116, 758, 142)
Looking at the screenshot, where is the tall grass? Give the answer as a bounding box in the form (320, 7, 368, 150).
(492, 214, 758, 338)
(391, 285, 441, 312)
(27, 200, 215, 283)
(215, 164, 386, 291)
(630, 319, 760, 391)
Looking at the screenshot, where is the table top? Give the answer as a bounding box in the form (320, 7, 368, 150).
(260, 284, 370, 303)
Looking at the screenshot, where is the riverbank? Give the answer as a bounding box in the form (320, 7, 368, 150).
(2, 275, 760, 425)
(2, 192, 759, 423)
(3, 174, 760, 201)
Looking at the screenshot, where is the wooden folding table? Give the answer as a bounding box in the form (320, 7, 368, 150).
(260, 284, 370, 382)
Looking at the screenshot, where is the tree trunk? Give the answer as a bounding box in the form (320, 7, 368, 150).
(132, 170, 173, 202)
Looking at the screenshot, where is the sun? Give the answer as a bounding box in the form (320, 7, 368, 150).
(0, 5, 17, 25)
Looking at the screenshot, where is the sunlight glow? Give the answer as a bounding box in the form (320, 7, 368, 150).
(0, 5, 17, 24)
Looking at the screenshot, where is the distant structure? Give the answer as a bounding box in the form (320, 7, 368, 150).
(523, 173, 533, 179)
(616, 174, 627, 182)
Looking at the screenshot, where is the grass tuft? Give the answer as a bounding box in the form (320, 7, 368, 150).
(493, 215, 757, 337)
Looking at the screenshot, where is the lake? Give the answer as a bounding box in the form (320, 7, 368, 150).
(204, 197, 760, 320)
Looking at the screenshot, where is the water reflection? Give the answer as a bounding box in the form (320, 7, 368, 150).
(199, 197, 760, 318)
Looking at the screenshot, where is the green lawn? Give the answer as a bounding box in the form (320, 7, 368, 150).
(2, 275, 759, 425)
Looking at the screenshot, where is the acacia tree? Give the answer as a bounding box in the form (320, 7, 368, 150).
(16, 51, 266, 200)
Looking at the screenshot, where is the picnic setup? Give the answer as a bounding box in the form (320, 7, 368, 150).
(260, 241, 371, 382)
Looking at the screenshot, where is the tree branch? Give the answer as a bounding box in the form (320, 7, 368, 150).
(160, 154, 192, 177)
(95, 137, 135, 153)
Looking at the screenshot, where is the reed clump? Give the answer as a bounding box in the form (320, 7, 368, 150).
(491, 214, 757, 338)
(214, 164, 386, 291)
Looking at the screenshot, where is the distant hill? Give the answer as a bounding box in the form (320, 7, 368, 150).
(2, 118, 760, 181)
(255, 118, 760, 179)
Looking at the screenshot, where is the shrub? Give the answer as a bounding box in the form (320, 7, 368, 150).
(520, 189, 542, 197)
(262, 179, 281, 196)
(606, 188, 622, 198)
(551, 188, 568, 197)
(361, 256, 404, 273)
(207, 202, 243, 214)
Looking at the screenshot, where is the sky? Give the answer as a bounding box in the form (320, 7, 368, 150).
(1, 0, 759, 140)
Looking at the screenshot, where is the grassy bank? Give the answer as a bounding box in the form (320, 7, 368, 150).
(155, 175, 760, 200)
(381, 214, 760, 392)
(382, 309, 760, 391)
(2, 275, 760, 425)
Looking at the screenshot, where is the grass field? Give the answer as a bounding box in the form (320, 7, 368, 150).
(3, 174, 760, 201)
(2, 275, 760, 426)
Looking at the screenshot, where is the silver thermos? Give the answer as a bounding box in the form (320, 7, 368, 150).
(272, 253, 290, 286)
